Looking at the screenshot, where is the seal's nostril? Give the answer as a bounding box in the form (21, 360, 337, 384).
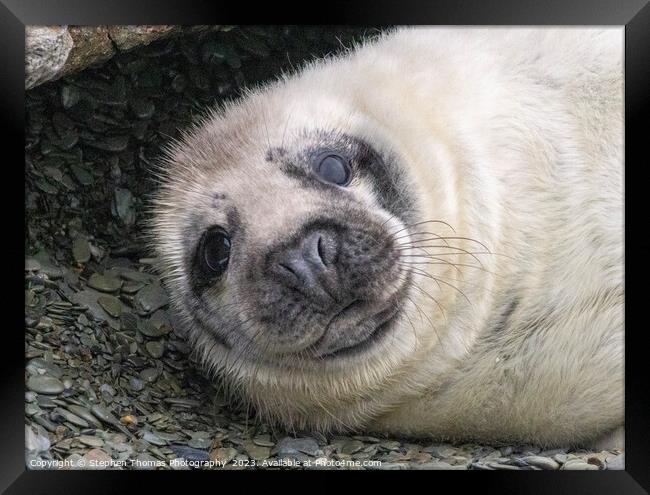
(271, 229, 338, 303)
(317, 235, 325, 265)
(278, 262, 298, 281)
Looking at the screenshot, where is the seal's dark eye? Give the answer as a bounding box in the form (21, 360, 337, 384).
(197, 226, 231, 279)
(312, 151, 352, 186)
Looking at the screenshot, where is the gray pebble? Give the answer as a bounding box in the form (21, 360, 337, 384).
(522, 455, 560, 470)
(67, 405, 102, 428)
(88, 273, 122, 293)
(274, 436, 322, 457)
(97, 295, 122, 318)
(77, 435, 105, 447)
(72, 237, 91, 263)
(562, 459, 599, 470)
(27, 376, 64, 395)
(145, 340, 164, 359)
(91, 404, 120, 425)
(52, 407, 89, 428)
(135, 283, 169, 314)
(605, 454, 624, 470)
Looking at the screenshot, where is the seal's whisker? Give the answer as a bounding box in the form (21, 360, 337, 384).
(392, 231, 451, 247)
(397, 256, 463, 275)
(399, 260, 498, 277)
(398, 246, 485, 268)
(408, 266, 474, 307)
(387, 219, 456, 238)
(403, 236, 492, 252)
(405, 294, 446, 352)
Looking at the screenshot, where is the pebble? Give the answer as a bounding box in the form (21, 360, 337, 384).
(169, 445, 210, 462)
(143, 430, 167, 446)
(188, 433, 212, 449)
(245, 436, 270, 448)
(86, 135, 129, 152)
(120, 414, 138, 427)
(411, 460, 458, 470)
(78, 435, 105, 447)
(145, 340, 165, 358)
(210, 447, 238, 465)
(82, 448, 113, 468)
(140, 367, 160, 382)
(27, 375, 64, 395)
(562, 459, 599, 470)
(67, 405, 102, 428)
(135, 283, 169, 314)
(72, 237, 91, 263)
(486, 462, 524, 470)
(97, 295, 122, 318)
(26, 403, 41, 416)
(25, 425, 51, 453)
(425, 444, 457, 457)
(113, 187, 136, 225)
(243, 440, 271, 460)
(88, 273, 122, 293)
(52, 407, 89, 427)
(606, 454, 624, 470)
(61, 85, 81, 109)
(91, 405, 120, 425)
(522, 455, 560, 470)
(27, 358, 63, 379)
(379, 441, 401, 451)
(138, 319, 167, 338)
(129, 377, 145, 392)
(274, 436, 322, 457)
(340, 439, 364, 455)
(25, 258, 42, 272)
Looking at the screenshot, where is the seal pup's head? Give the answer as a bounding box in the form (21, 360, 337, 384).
(151, 58, 461, 431)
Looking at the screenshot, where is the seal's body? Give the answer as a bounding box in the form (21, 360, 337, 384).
(152, 28, 623, 447)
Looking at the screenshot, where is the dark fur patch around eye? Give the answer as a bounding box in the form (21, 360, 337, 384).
(271, 130, 417, 225)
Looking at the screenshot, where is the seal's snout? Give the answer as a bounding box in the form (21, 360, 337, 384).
(268, 227, 339, 306)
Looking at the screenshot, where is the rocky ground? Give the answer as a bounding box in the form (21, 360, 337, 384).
(24, 25, 624, 470)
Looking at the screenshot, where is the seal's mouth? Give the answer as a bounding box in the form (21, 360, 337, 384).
(305, 291, 404, 359)
(313, 305, 401, 359)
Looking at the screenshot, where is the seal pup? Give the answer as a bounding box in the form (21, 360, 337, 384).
(151, 27, 623, 447)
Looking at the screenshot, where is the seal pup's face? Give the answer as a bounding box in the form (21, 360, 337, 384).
(151, 90, 449, 428)
(154, 102, 418, 359)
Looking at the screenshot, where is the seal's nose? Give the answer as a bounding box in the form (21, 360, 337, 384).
(271, 229, 338, 304)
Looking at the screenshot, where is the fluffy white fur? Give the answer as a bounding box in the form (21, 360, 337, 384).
(152, 28, 623, 447)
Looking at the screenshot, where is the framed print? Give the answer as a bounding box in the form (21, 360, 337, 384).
(3, 0, 649, 492)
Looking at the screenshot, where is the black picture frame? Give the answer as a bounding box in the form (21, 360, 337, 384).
(3, 0, 649, 492)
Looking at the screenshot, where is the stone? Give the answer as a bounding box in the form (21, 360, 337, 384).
(25, 26, 74, 90)
(562, 459, 599, 470)
(27, 375, 64, 395)
(210, 447, 238, 465)
(72, 237, 91, 263)
(88, 273, 122, 293)
(274, 437, 322, 457)
(243, 440, 271, 461)
(97, 295, 122, 318)
(145, 340, 165, 359)
(82, 448, 113, 469)
(522, 455, 560, 470)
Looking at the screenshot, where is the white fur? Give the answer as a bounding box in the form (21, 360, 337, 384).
(152, 28, 623, 447)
